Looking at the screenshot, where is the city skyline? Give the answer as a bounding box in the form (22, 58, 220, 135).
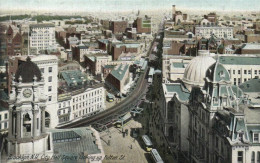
(0, 0, 260, 14)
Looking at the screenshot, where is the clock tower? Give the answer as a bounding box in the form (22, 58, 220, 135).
(7, 57, 52, 156)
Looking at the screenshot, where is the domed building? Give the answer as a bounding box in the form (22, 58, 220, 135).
(158, 50, 260, 163)
(183, 50, 215, 91)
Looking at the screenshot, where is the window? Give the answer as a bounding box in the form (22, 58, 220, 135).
(238, 151, 243, 163)
(238, 78, 241, 85)
(254, 133, 259, 142)
(234, 78, 236, 85)
(0, 115, 1, 121)
(0, 123, 1, 130)
(48, 96, 52, 101)
(257, 152, 260, 163)
(37, 118, 39, 129)
(40, 68, 44, 73)
(233, 70, 235, 74)
(4, 122, 7, 129)
(48, 86, 52, 92)
(255, 70, 257, 75)
(244, 70, 247, 74)
(48, 76, 52, 82)
(249, 70, 251, 74)
(252, 151, 255, 163)
(59, 103, 61, 108)
(49, 67, 52, 73)
(4, 113, 7, 119)
(216, 137, 219, 149)
(238, 70, 241, 74)
(244, 78, 247, 82)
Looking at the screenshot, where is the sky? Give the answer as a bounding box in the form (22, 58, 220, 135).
(0, 0, 260, 13)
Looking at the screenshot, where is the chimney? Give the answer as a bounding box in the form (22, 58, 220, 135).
(172, 5, 176, 20)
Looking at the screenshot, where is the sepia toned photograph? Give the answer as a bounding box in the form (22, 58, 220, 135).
(0, 0, 260, 162)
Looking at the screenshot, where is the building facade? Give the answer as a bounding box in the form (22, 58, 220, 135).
(29, 23, 56, 53)
(195, 26, 234, 39)
(7, 57, 53, 155)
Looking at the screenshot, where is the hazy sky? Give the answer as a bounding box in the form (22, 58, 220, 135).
(0, 0, 260, 13)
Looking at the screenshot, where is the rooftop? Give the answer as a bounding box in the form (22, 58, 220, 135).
(110, 64, 129, 81)
(49, 127, 101, 155)
(219, 56, 260, 65)
(60, 70, 88, 87)
(172, 62, 185, 68)
(242, 43, 260, 50)
(0, 90, 8, 101)
(29, 23, 55, 28)
(239, 78, 260, 93)
(114, 43, 140, 48)
(163, 83, 190, 102)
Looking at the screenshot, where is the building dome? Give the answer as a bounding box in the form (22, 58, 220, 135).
(183, 50, 215, 91)
(15, 57, 42, 83)
(206, 61, 230, 82)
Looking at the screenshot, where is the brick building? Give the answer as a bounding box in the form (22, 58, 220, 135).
(241, 43, 260, 54)
(102, 65, 116, 78)
(109, 21, 128, 34)
(245, 34, 260, 43)
(133, 16, 151, 34)
(105, 64, 130, 93)
(84, 54, 112, 75)
(6, 26, 23, 56)
(111, 43, 139, 60)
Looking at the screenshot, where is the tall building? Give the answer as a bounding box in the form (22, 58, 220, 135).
(31, 55, 58, 128)
(133, 16, 151, 34)
(6, 57, 104, 162)
(195, 26, 234, 39)
(57, 70, 106, 125)
(6, 25, 23, 56)
(7, 57, 52, 155)
(29, 24, 55, 54)
(158, 53, 260, 163)
(7, 55, 59, 128)
(172, 5, 188, 25)
(109, 20, 128, 34)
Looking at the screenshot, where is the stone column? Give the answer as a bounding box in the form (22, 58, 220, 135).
(16, 111, 21, 138)
(32, 110, 36, 138)
(41, 108, 46, 133)
(8, 109, 13, 138)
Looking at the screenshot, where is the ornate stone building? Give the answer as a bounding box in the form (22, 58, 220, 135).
(7, 57, 52, 155)
(159, 52, 260, 163)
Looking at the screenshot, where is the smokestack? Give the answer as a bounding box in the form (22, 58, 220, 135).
(172, 5, 176, 20)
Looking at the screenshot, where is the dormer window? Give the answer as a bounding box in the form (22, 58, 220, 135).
(220, 71, 225, 78)
(238, 133, 243, 140)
